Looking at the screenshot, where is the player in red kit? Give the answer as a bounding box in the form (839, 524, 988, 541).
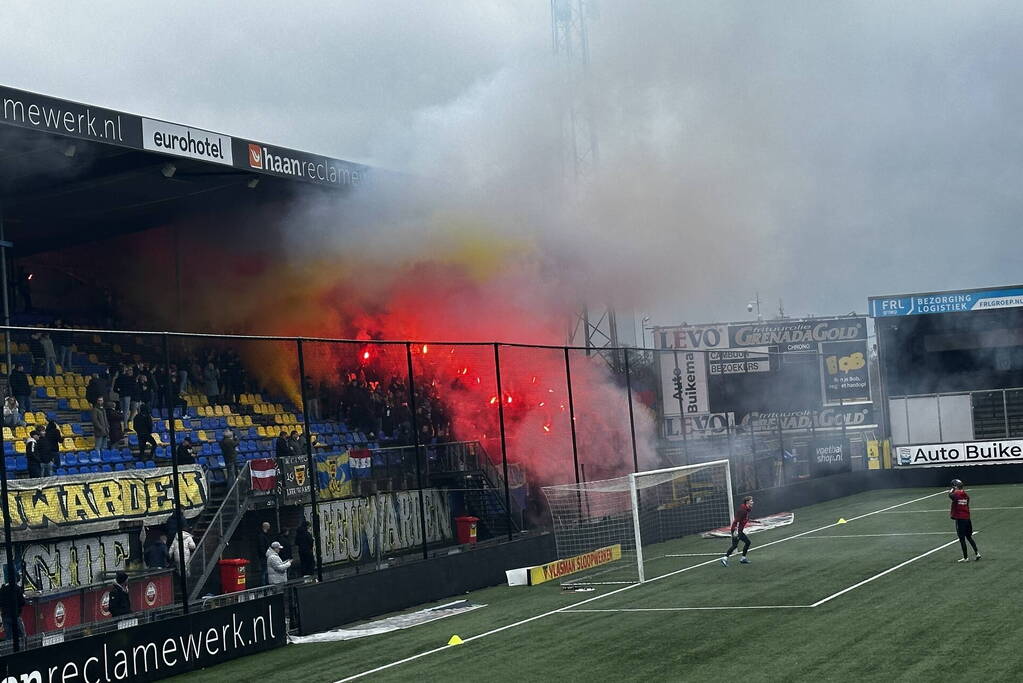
(720, 496, 754, 566)
(949, 479, 980, 562)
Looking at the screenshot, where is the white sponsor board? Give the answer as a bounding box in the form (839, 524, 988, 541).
(896, 440, 1023, 467)
(142, 118, 233, 165)
(701, 512, 795, 538)
(659, 349, 711, 418)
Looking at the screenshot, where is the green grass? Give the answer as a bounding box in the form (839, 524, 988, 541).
(175, 484, 1023, 682)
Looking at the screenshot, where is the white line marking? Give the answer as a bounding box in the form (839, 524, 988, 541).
(810, 532, 982, 608)
(334, 489, 948, 682)
(882, 506, 1023, 513)
(665, 553, 723, 557)
(798, 532, 950, 539)
(561, 605, 811, 612)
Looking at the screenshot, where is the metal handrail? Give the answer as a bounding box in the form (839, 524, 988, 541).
(186, 461, 253, 598)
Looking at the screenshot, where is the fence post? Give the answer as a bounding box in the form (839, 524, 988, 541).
(623, 349, 640, 474)
(404, 343, 430, 560)
(0, 360, 19, 652)
(493, 344, 514, 540)
(296, 339, 324, 582)
(564, 347, 581, 485)
(162, 333, 188, 614)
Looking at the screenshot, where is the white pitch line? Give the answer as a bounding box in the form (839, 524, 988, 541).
(798, 532, 950, 539)
(810, 532, 982, 608)
(334, 489, 947, 682)
(882, 506, 1023, 513)
(665, 553, 723, 557)
(562, 605, 811, 612)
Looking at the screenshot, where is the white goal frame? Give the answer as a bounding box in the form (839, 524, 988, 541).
(544, 459, 734, 584)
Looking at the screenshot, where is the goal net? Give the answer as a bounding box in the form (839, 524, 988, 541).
(542, 460, 733, 584)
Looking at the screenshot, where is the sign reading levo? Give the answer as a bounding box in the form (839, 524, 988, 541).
(527, 544, 622, 585)
(4, 466, 207, 540)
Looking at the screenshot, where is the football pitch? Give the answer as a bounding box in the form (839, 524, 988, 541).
(177, 484, 1023, 682)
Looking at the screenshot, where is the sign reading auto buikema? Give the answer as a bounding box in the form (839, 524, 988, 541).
(896, 440, 1023, 467)
(0, 595, 286, 683)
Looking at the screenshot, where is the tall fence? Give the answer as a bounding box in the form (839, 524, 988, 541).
(0, 325, 873, 651)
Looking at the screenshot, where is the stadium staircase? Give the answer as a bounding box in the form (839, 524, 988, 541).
(426, 441, 524, 539)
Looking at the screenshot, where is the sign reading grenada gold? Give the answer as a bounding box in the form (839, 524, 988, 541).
(4, 466, 207, 540)
(528, 544, 622, 586)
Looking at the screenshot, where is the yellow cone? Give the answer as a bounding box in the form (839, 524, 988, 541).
(837, 518, 847, 524)
(448, 635, 464, 646)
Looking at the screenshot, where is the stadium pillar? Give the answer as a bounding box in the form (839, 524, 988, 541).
(163, 333, 189, 615)
(623, 348, 640, 474)
(749, 416, 758, 489)
(839, 394, 849, 465)
(296, 339, 324, 582)
(493, 344, 514, 540)
(404, 343, 430, 560)
(0, 388, 19, 652)
(564, 348, 581, 485)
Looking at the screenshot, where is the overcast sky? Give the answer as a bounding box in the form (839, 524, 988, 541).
(3, 1, 1023, 327)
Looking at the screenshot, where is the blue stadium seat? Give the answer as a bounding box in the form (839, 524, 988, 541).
(56, 467, 67, 476)
(89, 465, 100, 473)
(101, 464, 113, 472)
(71, 423, 83, 435)
(134, 462, 146, 469)
(57, 399, 69, 410)
(145, 460, 155, 468)
(114, 463, 126, 471)
(63, 453, 78, 467)
(68, 467, 79, 475)
(3, 442, 13, 455)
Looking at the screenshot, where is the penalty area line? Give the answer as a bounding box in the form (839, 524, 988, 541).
(810, 532, 982, 608)
(333, 488, 948, 682)
(561, 605, 811, 613)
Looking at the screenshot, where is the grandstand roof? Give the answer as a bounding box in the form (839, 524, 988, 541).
(0, 84, 371, 255)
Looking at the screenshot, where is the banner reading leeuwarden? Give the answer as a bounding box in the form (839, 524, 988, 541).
(4, 466, 207, 540)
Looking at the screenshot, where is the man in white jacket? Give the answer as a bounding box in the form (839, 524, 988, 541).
(169, 530, 196, 576)
(266, 541, 292, 585)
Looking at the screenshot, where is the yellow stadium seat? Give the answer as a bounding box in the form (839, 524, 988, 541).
(69, 398, 80, 410)
(2, 428, 11, 440)
(74, 437, 87, 450)
(196, 406, 207, 417)
(243, 416, 253, 427)
(174, 420, 185, 432)
(211, 405, 222, 416)
(14, 426, 27, 439)
(54, 375, 65, 386)
(23, 413, 36, 426)
(45, 387, 57, 399)
(60, 424, 73, 437)
(78, 386, 86, 397)
(15, 441, 26, 454)
(35, 412, 46, 424)
(256, 426, 267, 437)
(196, 430, 207, 442)
(43, 376, 55, 387)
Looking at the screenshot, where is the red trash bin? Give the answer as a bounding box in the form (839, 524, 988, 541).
(455, 516, 479, 545)
(218, 558, 249, 593)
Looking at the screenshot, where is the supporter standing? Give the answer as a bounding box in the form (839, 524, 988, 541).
(134, 403, 158, 461)
(0, 577, 26, 643)
(266, 542, 292, 585)
(108, 571, 132, 617)
(219, 428, 239, 486)
(94, 396, 113, 450)
(144, 533, 170, 569)
(25, 429, 41, 478)
(8, 364, 30, 412)
(257, 521, 273, 584)
(295, 519, 315, 577)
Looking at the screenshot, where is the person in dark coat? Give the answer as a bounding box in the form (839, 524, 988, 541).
(175, 438, 196, 465)
(257, 521, 273, 584)
(8, 363, 31, 412)
(108, 571, 132, 617)
(274, 432, 291, 459)
(295, 519, 315, 577)
(44, 419, 61, 454)
(133, 403, 158, 460)
(144, 533, 170, 569)
(219, 429, 239, 486)
(0, 577, 26, 642)
(106, 402, 125, 447)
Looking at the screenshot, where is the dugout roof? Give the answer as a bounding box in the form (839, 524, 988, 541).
(0, 84, 371, 256)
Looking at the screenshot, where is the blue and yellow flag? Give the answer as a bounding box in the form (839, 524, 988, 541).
(315, 452, 352, 500)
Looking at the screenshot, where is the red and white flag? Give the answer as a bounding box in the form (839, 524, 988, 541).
(250, 458, 278, 492)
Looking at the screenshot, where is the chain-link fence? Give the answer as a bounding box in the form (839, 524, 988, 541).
(0, 326, 875, 651)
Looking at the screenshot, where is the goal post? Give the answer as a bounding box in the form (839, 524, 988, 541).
(542, 459, 734, 584)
